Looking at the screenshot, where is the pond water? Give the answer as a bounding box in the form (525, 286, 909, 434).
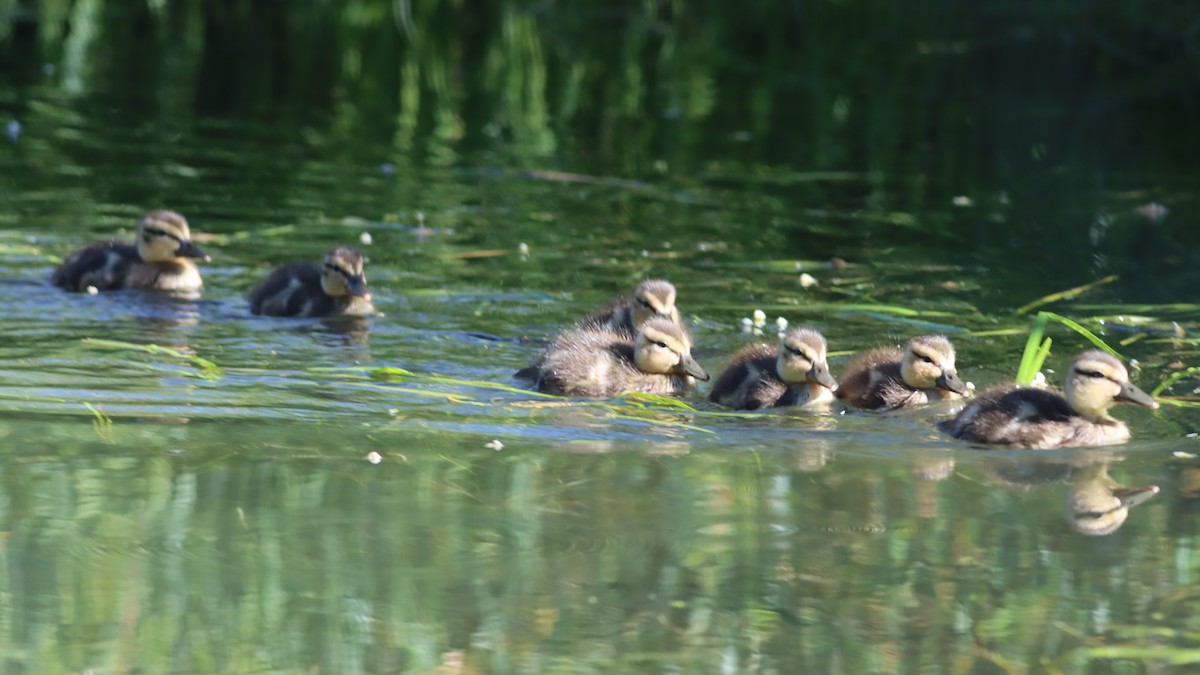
(4, 3, 1200, 673)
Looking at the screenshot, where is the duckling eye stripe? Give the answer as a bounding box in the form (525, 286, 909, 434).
(144, 227, 184, 243)
(324, 264, 349, 277)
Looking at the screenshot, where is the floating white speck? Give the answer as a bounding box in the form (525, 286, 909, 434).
(485, 439, 504, 451)
(6, 120, 19, 143)
(366, 451, 382, 464)
(952, 195, 973, 207)
(799, 273, 818, 288)
(752, 309, 766, 327)
(86, 285, 98, 295)
(967, 381, 976, 391)
(518, 242, 530, 255)
(641, 250, 649, 258)
(359, 232, 373, 245)
(1033, 371, 1047, 387)
(740, 317, 753, 333)
(775, 317, 788, 331)
(1173, 451, 1197, 459)
(752, 327, 763, 336)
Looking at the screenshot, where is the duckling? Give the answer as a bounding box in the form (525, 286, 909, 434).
(525, 316, 709, 397)
(709, 328, 838, 410)
(581, 279, 682, 333)
(836, 335, 969, 410)
(1066, 463, 1158, 535)
(937, 350, 1159, 449)
(248, 246, 375, 317)
(51, 210, 210, 292)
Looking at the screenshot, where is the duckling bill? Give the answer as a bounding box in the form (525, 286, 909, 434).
(51, 210, 210, 292)
(938, 350, 1158, 449)
(523, 316, 708, 397)
(837, 335, 969, 410)
(249, 246, 375, 317)
(709, 328, 837, 410)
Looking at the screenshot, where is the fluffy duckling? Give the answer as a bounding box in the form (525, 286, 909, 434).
(1066, 464, 1158, 536)
(525, 316, 709, 397)
(582, 279, 682, 333)
(937, 350, 1159, 449)
(51, 210, 210, 292)
(836, 335, 969, 410)
(248, 246, 375, 317)
(709, 328, 838, 410)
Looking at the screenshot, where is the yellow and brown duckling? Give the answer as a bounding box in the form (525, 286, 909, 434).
(937, 350, 1158, 449)
(581, 279, 682, 333)
(523, 316, 709, 397)
(51, 210, 210, 293)
(836, 335, 969, 410)
(1066, 463, 1159, 536)
(709, 328, 837, 410)
(249, 246, 375, 318)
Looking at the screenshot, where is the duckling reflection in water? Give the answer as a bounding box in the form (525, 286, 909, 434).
(709, 328, 837, 410)
(581, 279, 682, 333)
(1067, 463, 1158, 536)
(249, 246, 375, 318)
(51, 210, 210, 293)
(836, 335, 969, 410)
(522, 316, 709, 397)
(937, 350, 1159, 449)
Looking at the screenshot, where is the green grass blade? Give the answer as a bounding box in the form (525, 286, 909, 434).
(1016, 314, 1050, 384)
(1014, 275, 1119, 315)
(1151, 366, 1200, 397)
(81, 338, 223, 380)
(1040, 311, 1123, 359)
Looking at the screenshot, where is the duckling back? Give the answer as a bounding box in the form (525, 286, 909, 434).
(529, 323, 697, 398)
(709, 344, 780, 409)
(250, 263, 332, 317)
(51, 241, 140, 292)
(937, 384, 1129, 449)
(836, 347, 912, 410)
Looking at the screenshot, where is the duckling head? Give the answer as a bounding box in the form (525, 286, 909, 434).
(136, 210, 210, 263)
(776, 328, 837, 391)
(320, 246, 371, 299)
(900, 335, 969, 395)
(1067, 464, 1159, 536)
(1065, 350, 1159, 421)
(634, 317, 709, 381)
(630, 279, 680, 327)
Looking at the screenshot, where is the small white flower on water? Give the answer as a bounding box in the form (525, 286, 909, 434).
(752, 309, 766, 327)
(485, 439, 504, 451)
(740, 317, 753, 333)
(518, 242, 530, 255)
(366, 451, 382, 464)
(359, 232, 373, 245)
(799, 273, 818, 288)
(775, 317, 788, 331)
(86, 285, 98, 295)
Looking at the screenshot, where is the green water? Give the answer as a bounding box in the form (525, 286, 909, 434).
(4, 2, 1200, 673)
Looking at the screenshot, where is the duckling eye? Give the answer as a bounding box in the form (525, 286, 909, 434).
(1085, 370, 1106, 379)
(324, 263, 349, 277)
(919, 354, 934, 364)
(655, 341, 668, 349)
(638, 298, 654, 310)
